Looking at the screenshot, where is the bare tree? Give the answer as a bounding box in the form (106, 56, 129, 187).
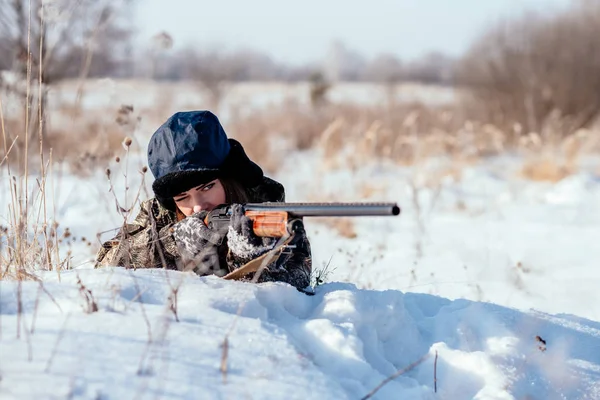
(404, 52, 454, 85)
(0, 34, 11, 70)
(183, 48, 245, 110)
(362, 53, 403, 108)
(0, 0, 136, 78)
(149, 46, 317, 83)
(362, 54, 403, 84)
(0, 0, 136, 141)
(148, 31, 174, 79)
(324, 40, 367, 82)
(227, 48, 285, 81)
(457, 1, 600, 136)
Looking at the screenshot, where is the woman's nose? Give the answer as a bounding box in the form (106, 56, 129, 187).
(190, 192, 208, 213)
(191, 196, 212, 213)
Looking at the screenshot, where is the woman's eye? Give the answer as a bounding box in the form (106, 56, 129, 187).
(174, 196, 187, 202)
(200, 183, 214, 192)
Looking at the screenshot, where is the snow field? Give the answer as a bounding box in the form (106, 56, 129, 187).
(1, 80, 599, 398)
(1, 268, 600, 399)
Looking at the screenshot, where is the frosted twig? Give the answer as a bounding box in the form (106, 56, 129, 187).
(45, 312, 71, 373)
(361, 353, 430, 400)
(434, 350, 438, 393)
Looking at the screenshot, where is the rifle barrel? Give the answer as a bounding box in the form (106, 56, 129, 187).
(244, 202, 400, 217)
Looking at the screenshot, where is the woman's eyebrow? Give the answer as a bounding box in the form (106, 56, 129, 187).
(196, 181, 215, 190)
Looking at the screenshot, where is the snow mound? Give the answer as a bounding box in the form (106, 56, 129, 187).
(1, 268, 599, 399)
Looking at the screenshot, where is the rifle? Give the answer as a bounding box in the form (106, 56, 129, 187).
(205, 202, 400, 238)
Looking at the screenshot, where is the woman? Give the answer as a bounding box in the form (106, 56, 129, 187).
(96, 110, 312, 290)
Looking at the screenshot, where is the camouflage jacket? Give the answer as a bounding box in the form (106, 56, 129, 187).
(95, 177, 312, 289)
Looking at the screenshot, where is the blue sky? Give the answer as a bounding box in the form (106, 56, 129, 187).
(135, 0, 570, 64)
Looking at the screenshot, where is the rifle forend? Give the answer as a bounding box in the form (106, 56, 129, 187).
(205, 202, 401, 238)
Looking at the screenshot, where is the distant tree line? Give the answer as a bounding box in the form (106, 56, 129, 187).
(0, 1, 455, 87)
(3, 0, 599, 140)
(141, 42, 455, 85)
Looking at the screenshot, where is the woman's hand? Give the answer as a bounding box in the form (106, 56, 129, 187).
(224, 205, 311, 289)
(172, 211, 224, 274)
(226, 204, 276, 261)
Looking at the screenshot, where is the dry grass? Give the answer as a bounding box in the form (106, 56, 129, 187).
(1, 84, 148, 281)
(1, 81, 66, 280)
(1, 104, 138, 176)
(229, 100, 468, 168)
(0, 121, 69, 280)
(1, 0, 78, 280)
(230, 99, 599, 183)
(520, 158, 576, 182)
(50, 104, 138, 166)
(4, 78, 596, 186)
(313, 218, 357, 239)
(518, 129, 599, 182)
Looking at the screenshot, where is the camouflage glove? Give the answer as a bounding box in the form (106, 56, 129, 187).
(172, 211, 224, 274)
(226, 204, 277, 263)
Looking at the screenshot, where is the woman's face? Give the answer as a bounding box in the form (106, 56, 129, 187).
(173, 179, 227, 216)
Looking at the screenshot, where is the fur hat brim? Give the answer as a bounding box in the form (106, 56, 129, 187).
(152, 169, 219, 199)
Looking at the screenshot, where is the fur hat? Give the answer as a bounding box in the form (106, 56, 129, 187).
(148, 111, 263, 210)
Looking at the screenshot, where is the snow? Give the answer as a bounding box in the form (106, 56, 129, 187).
(279, 151, 600, 322)
(11, 80, 455, 124)
(1, 82, 600, 398)
(2, 269, 600, 399)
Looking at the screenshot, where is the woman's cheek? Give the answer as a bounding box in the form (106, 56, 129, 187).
(215, 183, 227, 204)
(175, 201, 193, 216)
